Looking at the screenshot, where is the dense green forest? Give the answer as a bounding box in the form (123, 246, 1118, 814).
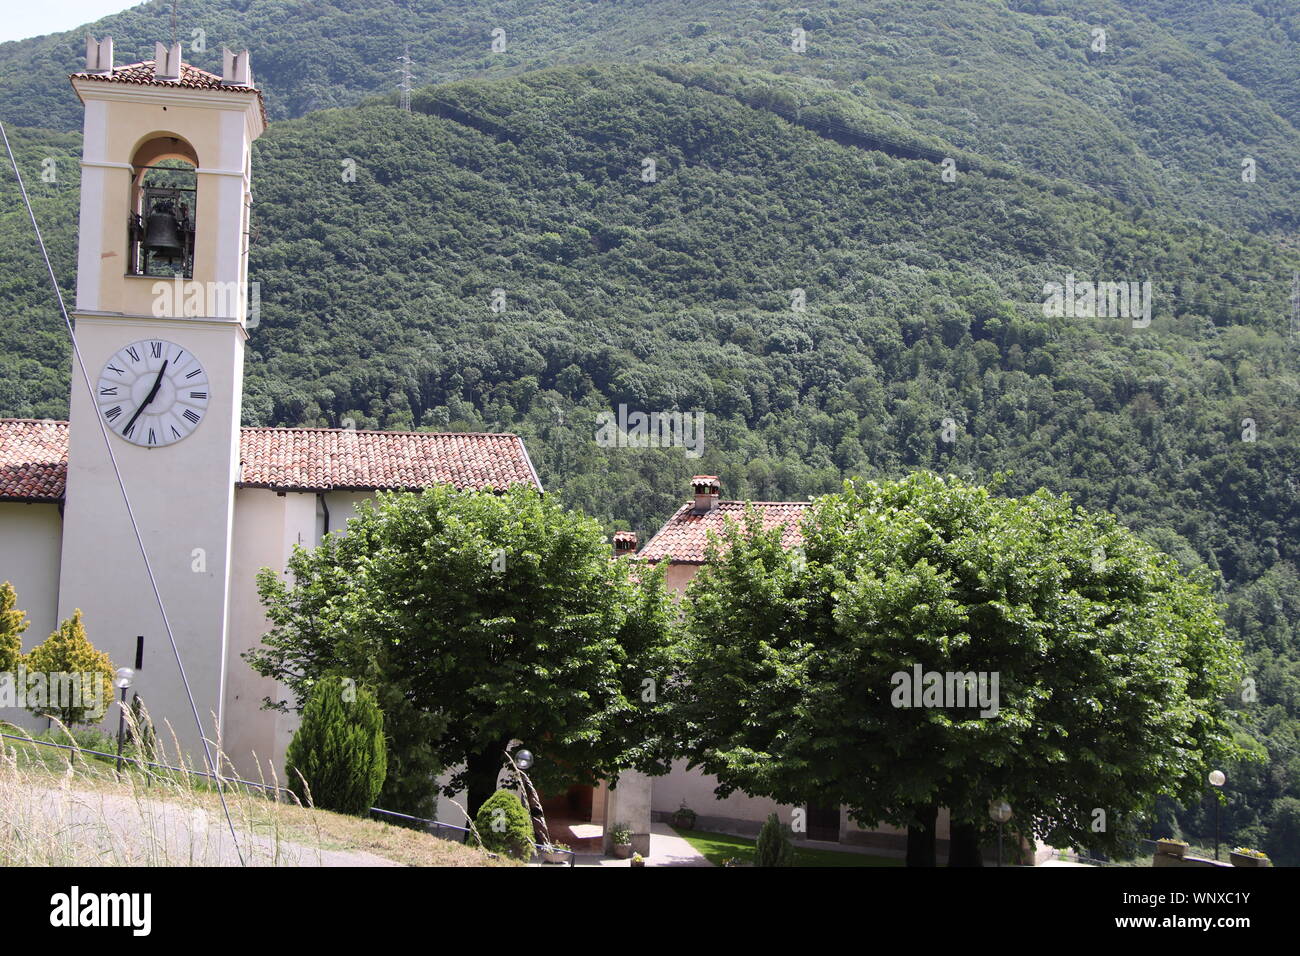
(2, 0, 1299, 230)
(1, 0, 1298, 861)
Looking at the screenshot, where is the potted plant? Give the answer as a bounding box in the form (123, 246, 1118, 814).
(671, 802, 697, 831)
(1229, 847, 1271, 867)
(541, 842, 571, 865)
(630, 852, 646, 867)
(610, 822, 633, 859)
(1156, 837, 1189, 859)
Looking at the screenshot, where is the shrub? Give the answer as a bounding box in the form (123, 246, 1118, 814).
(609, 822, 633, 845)
(22, 610, 113, 727)
(284, 678, 387, 815)
(0, 581, 27, 673)
(755, 813, 794, 867)
(474, 789, 535, 859)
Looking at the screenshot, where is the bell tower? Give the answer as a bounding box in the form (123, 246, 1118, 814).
(57, 38, 265, 757)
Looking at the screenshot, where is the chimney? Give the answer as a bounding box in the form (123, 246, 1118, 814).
(613, 531, 638, 557)
(691, 475, 720, 514)
(222, 47, 254, 87)
(154, 41, 183, 80)
(85, 36, 114, 75)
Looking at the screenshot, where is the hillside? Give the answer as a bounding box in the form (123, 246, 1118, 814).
(1, 0, 1298, 230)
(0, 3, 1298, 860)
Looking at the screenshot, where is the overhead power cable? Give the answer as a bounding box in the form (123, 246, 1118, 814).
(0, 119, 246, 866)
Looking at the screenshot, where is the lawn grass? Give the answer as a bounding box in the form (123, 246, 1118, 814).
(673, 827, 903, 867)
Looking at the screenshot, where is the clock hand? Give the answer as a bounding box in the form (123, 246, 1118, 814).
(122, 359, 169, 435)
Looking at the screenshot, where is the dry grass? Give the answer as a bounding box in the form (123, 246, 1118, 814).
(0, 716, 513, 867)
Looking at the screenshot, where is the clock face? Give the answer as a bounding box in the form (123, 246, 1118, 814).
(96, 339, 210, 447)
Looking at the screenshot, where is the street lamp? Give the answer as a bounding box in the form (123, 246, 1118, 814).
(113, 667, 134, 774)
(989, 799, 1013, 867)
(515, 749, 534, 771)
(1209, 770, 1226, 861)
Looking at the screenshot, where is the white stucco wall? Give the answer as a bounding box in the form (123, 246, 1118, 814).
(0, 502, 63, 650)
(0, 502, 63, 735)
(223, 488, 321, 781)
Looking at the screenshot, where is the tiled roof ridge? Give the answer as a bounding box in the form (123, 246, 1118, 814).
(637, 498, 811, 564)
(0, 419, 539, 500)
(242, 425, 523, 438)
(73, 59, 251, 87)
(70, 59, 268, 124)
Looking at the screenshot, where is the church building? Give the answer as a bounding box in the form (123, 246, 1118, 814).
(0, 40, 541, 778)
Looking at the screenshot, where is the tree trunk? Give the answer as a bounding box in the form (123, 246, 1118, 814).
(464, 747, 506, 820)
(947, 820, 984, 866)
(906, 804, 939, 867)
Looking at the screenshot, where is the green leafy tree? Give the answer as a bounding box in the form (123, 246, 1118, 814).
(754, 812, 794, 867)
(284, 677, 388, 815)
(474, 788, 535, 859)
(249, 485, 679, 818)
(0, 581, 27, 675)
(676, 473, 1247, 865)
(23, 610, 114, 728)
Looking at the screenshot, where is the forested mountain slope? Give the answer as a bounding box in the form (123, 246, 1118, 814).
(1, 0, 1298, 230)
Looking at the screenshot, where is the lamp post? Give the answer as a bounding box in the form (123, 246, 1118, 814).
(507, 747, 552, 850)
(1209, 770, 1226, 860)
(113, 667, 134, 774)
(989, 799, 1013, 867)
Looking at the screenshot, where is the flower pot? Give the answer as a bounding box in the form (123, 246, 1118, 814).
(671, 812, 696, 831)
(613, 842, 633, 859)
(1156, 840, 1187, 859)
(630, 857, 646, 867)
(1230, 851, 1270, 867)
(542, 849, 570, 865)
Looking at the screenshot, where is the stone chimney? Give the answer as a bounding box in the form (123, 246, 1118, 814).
(222, 47, 254, 87)
(85, 36, 114, 75)
(613, 531, 638, 557)
(154, 41, 184, 80)
(691, 475, 721, 514)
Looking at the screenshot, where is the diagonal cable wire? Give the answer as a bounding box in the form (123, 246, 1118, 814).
(1, 119, 246, 866)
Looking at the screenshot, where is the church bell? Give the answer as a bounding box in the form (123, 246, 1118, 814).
(143, 203, 185, 262)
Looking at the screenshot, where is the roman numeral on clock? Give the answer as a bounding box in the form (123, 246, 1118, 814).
(125, 346, 140, 362)
(182, 409, 201, 424)
(99, 386, 118, 396)
(105, 406, 122, 421)
(150, 341, 163, 358)
(185, 368, 202, 380)
(189, 391, 207, 399)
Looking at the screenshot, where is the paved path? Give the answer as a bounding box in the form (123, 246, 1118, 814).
(571, 822, 712, 867)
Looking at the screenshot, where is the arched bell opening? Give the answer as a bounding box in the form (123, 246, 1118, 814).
(127, 135, 199, 278)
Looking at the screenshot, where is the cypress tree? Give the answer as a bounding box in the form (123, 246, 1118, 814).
(22, 610, 113, 727)
(284, 678, 387, 815)
(755, 812, 794, 867)
(0, 581, 27, 675)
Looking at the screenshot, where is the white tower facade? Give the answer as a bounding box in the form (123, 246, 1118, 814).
(57, 39, 265, 758)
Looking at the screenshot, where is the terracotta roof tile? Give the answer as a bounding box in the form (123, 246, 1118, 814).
(0, 420, 68, 501)
(72, 60, 267, 123)
(237, 427, 541, 493)
(0, 420, 541, 500)
(637, 500, 810, 563)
